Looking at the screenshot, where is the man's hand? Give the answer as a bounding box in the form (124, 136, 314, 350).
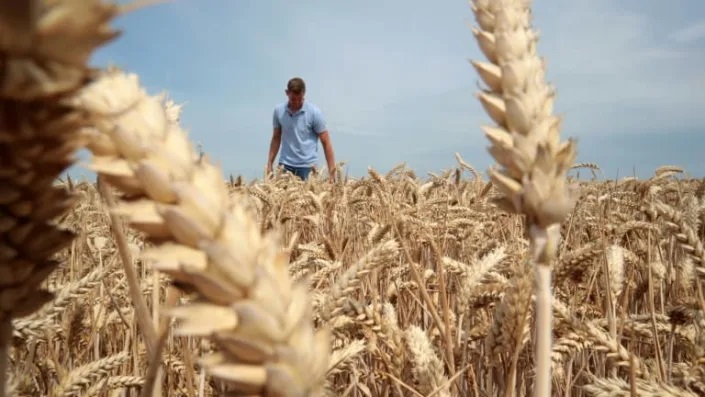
(266, 127, 281, 180)
(326, 163, 337, 184)
(318, 130, 336, 183)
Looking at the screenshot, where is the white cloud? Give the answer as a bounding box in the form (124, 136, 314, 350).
(526, 0, 705, 139)
(88, 0, 705, 179)
(670, 20, 705, 43)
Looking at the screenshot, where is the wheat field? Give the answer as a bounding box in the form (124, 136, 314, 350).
(2, 0, 705, 397)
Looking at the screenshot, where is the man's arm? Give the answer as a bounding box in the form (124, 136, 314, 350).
(312, 108, 336, 182)
(267, 127, 281, 176)
(319, 130, 336, 182)
(267, 108, 282, 177)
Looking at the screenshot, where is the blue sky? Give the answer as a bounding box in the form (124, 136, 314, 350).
(76, 0, 705, 181)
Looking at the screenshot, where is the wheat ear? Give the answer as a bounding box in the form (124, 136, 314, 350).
(469, 1, 579, 395)
(0, 1, 121, 395)
(70, 69, 331, 396)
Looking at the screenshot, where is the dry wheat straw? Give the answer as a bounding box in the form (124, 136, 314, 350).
(4, 1, 703, 396)
(10, 164, 703, 395)
(0, 1, 122, 395)
(70, 69, 331, 396)
(469, 0, 578, 395)
(583, 375, 699, 397)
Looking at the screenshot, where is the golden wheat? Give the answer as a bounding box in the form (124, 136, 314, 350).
(3, 1, 705, 397)
(6, 168, 704, 396)
(469, 0, 579, 394)
(0, 1, 123, 395)
(71, 69, 331, 396)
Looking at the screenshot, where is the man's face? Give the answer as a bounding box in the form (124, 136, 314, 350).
(286, 90, 305, 110)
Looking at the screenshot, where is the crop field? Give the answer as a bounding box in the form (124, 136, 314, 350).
(7, 166, 705, 396)
(2, 1, 704, 397)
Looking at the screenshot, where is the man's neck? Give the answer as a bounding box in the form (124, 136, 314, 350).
(287, 102, 303, 112)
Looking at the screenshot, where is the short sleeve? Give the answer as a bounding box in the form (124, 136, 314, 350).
(312, 107, 327, 134)
(272, 108, 281, 129)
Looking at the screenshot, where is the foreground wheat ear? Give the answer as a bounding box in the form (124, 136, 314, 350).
(70, 69, 331, 396)
(0, 1, 122, 395)
(469, 0, 579, 395)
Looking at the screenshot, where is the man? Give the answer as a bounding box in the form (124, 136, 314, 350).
(266, 77, 336, 182)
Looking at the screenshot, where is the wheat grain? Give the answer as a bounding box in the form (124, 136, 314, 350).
(3, 1, 703, 396)
(468, 1, 579, 394)
(70, 69, 332, 396)
(0, 1, 123, 395)
(8, 165, 704, 396)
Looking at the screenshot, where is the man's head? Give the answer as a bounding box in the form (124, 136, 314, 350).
(285, 77, 306, 110)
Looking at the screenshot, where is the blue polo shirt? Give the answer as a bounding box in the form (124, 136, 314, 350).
(272, 101, 327, 167)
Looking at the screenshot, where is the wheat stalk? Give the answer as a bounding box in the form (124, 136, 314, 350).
(5, 1, 704, 396)
(468, 0, 579, 395)
(69, 69, 331, 396)
(0, 1, 122, 395)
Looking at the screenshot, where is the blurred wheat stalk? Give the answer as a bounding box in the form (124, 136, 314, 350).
(6, 1, 703, 397)
(2, 1, 331, 396)
(469, 0, 579, 395)
(0, 1, 123, 395)
(69, 68, 331, 395)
